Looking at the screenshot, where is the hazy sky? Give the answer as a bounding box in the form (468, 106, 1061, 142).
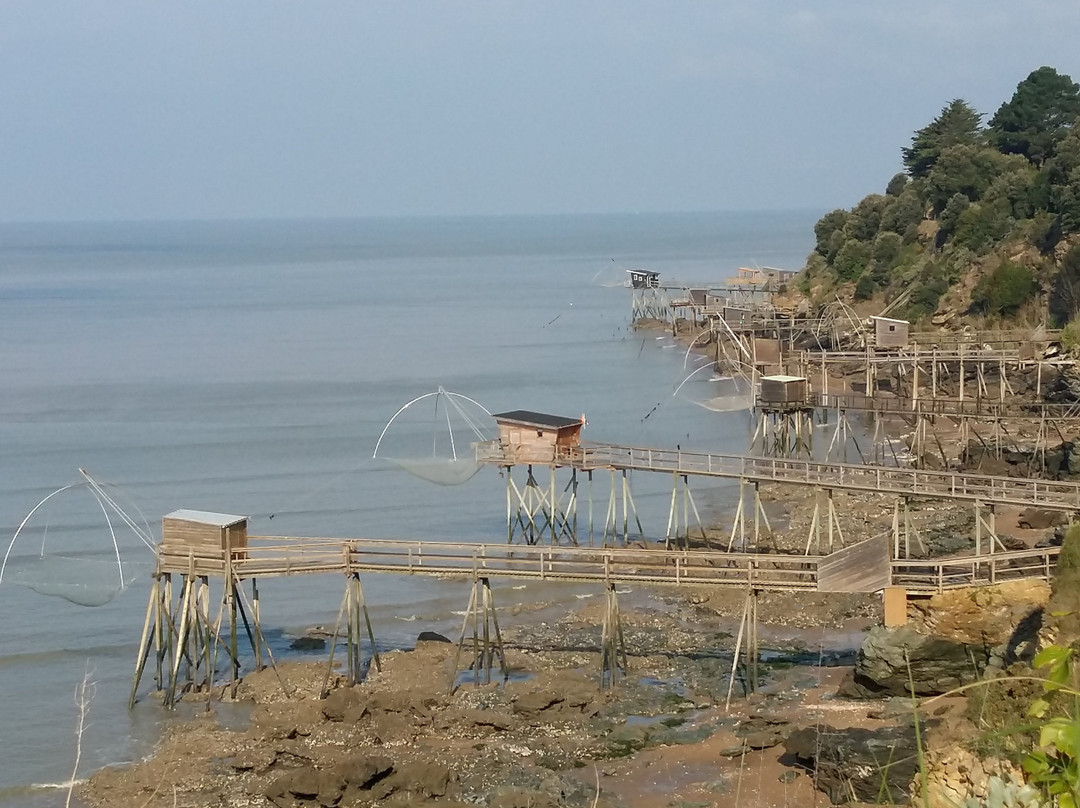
(1, 2, 1078, 222)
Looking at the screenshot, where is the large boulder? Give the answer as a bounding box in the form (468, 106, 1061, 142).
(838, 625, 990, 698)
(785, 724, 919, 805)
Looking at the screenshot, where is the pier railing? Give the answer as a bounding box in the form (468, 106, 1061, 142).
(476, 441, 1080, 512)
(890, 546, 1059, 593)
(156, 535, 1061, 595)
(815, 391, 1080, 420)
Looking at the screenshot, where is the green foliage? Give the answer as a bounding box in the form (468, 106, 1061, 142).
(1061, 315, 1080, 355)
(984, 166, 1039, 220)
(953, 199, 1015, 254)
(1043, 127, 1080, 235)
(811, 66, 1080, 328)
(833, 239, 872, 281)
(904, 262, 951, 320)
(886, 172, 909, 197)
(880, 187, 925, 241)
(990, 66, 1080, 165)
(903, 98, 985, 178)
(939, 192, 971, 235)
(814, 209, 849, 259)
(971, 261, 1038, 316)
(845, 195, 889, 242)
(854, 274, 877, 300)
(872, 231, 904, 266)
(1051, 246, 1080, 326)
(925, 147, 1024, 211)
(1020, 645, 1080, 807)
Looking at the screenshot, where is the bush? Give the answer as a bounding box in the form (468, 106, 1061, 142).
(833, 239, 872, 281)
(854, 274, 877, 300)
(970, 261, 1038, 316)
(953, 200, 1015, 254)
(905, 262, 951, 320)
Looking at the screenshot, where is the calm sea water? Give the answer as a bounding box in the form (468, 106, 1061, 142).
(0, 212, 816, 804)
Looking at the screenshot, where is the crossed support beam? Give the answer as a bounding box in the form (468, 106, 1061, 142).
(727, 479, 774, 552)
(750, 407, 815, 459)
(322, 571, 382, 696)
(449, 576, 509, 691)
(725, 587, 760, 709)
(665, 472, 708, 549)
(130, 563, 288, 708)
(504, 465, 642, 547)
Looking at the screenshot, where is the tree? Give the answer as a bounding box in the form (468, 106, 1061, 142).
(1042, 124, 1080, 234)
(885, 173, 909, 197)
(989, 66, 1080, 165)
(971, 261, 1038, 316)
(844, 194, 888, 242)
(1050, 244, 1080, 325)
(903, 99, 985, 178)
(813, 209, 849, 260)
(925, 146, 1021, 211)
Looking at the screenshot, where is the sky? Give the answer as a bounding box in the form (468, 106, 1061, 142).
(1, 1, 1078, 222)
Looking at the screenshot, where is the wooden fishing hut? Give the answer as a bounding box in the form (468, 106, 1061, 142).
(492, 410, 583, 463)
(871, 316, 910, 349)
(628, 270, 668, 321)
(627, 269, 660, 289)
(161, 509, 248, 562)
(753, 375, 815, 458)
(486, 410, 615, 546)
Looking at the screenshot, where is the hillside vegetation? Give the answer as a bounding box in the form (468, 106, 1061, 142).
(802, 66, 1080, 332)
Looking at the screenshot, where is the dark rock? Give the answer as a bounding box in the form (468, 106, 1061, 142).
(606, 724, 652, 756)
(321, 687, 368, 723)
(417, 630, 452, 644)
(491, 787, 563, 808)
(337, 753, 393, 789)
(838, 625, 990, 698)
(513, 691, 564, 715)
(229, 747, 277, 772)
(785, 724, 918, 805)
(389, 761, 452, 798)
(1018, 508, 1066, 529)
(290, 636, 327, 652)
(462, 709, 515, 731)
(735, 714, 790, 749)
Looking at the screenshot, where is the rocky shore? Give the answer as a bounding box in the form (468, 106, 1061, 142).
(82, 583, 891, 808)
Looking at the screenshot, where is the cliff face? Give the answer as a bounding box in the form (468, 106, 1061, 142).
(801, 67, 1080, 334)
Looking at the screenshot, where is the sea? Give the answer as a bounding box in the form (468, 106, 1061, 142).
(0, 211, 817, 805)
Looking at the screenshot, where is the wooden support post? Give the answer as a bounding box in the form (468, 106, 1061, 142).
(129, 575, 159, 708)
(599, 582, 628, 689)
(251, 578, 262, 671)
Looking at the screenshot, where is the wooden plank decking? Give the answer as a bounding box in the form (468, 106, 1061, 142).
(155, 535, 1061, 596)
(476, 441, 1080, 512)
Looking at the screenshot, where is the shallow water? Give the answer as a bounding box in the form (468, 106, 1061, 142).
(0, 211, 816, 802)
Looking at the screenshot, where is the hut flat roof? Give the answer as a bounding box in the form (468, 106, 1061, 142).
(492, 410, 583, 430)
(164, 509, 247, 527)
(870, 315, 910, 325)
(760, 374, 806, 383)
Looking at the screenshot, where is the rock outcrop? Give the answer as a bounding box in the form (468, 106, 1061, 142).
(840, 582, 1048, 698)
(784, 724, 919, 805)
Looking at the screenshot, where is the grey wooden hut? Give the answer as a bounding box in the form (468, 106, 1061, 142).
(627, 269, 660, 289)
(758, 375, 809, 406)
(161, 509, 248, 558)
(871, 316, 910, 349)
(492, 410, 584, 464)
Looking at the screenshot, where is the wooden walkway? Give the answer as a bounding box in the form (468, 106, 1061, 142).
(154, 535, 1060, 597)
(815, 391, 1080, 421)
(476, 441, 1080, 513)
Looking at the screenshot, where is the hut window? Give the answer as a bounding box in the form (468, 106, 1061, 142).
(537, 430, 543, 437)
(889, 325, 896, 332)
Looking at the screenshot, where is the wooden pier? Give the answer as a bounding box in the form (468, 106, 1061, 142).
(476, 440, 1080, 513)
